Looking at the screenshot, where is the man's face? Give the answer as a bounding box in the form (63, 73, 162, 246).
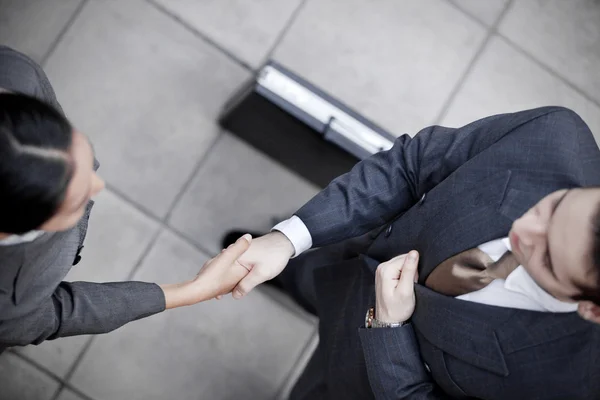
(509, 188, 600, 304)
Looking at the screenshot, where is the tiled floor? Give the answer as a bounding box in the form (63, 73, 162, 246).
(1, 0, 599, 399)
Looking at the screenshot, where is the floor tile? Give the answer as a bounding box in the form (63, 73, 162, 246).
(44, 0, 250, 218)
(69, 229, 315, 400)
(276, 332, 318, 400)
(14, 335, 90, 381)
(169, 133, 319, 253)
(152, 0, 303, 68)
(0, 352, 59, 400)
(0, 0, 82, 62)
(499, 0, 600, 104)
(55, 389, 87, 400)
(273, 0, 487, 135)
(440, 36, 600, 145)
(450, 0, 508, 26)
(16, 189, 159, 377)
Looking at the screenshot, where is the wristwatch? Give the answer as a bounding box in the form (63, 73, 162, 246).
(365, 307, 405, 329)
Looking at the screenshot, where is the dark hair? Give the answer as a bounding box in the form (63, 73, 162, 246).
(0, 93, 74, 234)
(572, 195, 600, 306)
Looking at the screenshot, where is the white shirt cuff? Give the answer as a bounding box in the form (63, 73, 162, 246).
(272, 215, 313, 258)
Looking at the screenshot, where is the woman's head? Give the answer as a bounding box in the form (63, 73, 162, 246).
(0, 93, 104, 235)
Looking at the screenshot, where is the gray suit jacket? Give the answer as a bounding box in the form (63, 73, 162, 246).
(0, 46, 165, 350)
(296, 107, 600, 399)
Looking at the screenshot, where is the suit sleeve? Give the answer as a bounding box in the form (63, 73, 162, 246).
(295, 107, 570, 247)
(359, 325, 450, 399)
(0, 281, 165, 346)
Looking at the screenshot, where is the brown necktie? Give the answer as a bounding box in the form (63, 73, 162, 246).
(425, 248, 520, 296)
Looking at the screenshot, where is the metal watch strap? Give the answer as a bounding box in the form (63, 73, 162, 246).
(365, 307, 405, 329)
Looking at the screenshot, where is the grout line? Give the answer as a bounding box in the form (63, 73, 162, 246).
(57, 384, 97, 400)
(433, 0, 514, 125)
(444, 0, 490, 29)
(261, 0, 309, 64)
(496, 33, 600, 110)
(10, 351, 96, 400)
(102, 184, 217, 258)
(274, 327, 318, 400)
(125, 226, 165, 281)
(145, 0, 254, 72)
(50, 336, 97, 400)
(9, 351, 64, 384)
(163, 133, 224, 222)
(40, 0, 89, 67)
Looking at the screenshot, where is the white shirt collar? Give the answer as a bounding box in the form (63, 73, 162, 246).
(501, 237, 578, 312)
(0, 231, 44, 246)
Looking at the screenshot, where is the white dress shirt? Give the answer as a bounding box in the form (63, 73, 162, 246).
(273, 217, 578, 313)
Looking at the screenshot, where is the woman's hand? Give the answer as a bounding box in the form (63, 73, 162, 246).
(161, 234, 252, 309)
(375, 251, 420, 323)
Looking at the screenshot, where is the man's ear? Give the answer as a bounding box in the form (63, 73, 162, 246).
(577, 301, 600, 324)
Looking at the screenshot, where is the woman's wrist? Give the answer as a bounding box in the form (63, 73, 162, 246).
(160, 281, 197, 309)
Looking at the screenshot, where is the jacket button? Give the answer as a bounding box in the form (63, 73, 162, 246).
(384, 225, 393, 237)
(424, 362, 431, 373)
(73, 246, 84, 266)
(419, 193, 427, 205)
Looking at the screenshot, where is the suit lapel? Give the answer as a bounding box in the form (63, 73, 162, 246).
(416, 170, 514, 283)
(413, 284, 513, 376)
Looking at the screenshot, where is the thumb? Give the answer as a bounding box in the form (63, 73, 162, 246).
(218, 234, 252, 266)
(232, 267, 264, 299)
(397, 251, 419, 294)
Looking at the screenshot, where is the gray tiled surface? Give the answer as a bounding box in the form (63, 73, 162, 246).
(0, 352, 59, 400)
(69, 230, 315, 400)
(451, 0, 508, 25)
(441, 36, 600, 143)
(44, 0, 250, 218)
(152, 0, 303, 68)
(54, 389, 86, 400)
(2, 0, 600, 399)
(169, 133, 319, 253)
(273, 0, 487, 135)
(0, 0, 82, 62)
(499, 0, 600, 104)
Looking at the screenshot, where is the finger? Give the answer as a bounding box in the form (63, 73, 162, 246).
(215, 295, 223, 300)
(215, 234, 252, 267)
(397, 251, 419, 294)
(378, 255, 407, 281)
(232, 268, 265, 299)
(235, 259, 252, 272)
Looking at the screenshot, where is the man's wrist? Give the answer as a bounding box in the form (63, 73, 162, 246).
(268, 231, 295, 259)
(368, 307, 406, 328)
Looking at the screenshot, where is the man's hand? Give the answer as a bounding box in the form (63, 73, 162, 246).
(375, 251, 420, 323)
(160, 234, 252, 309)
(231, 231, 295, 299)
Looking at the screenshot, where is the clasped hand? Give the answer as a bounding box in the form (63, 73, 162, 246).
(161, 231, 295, 309)
(163, 230, 420, 324)
(374, 251, 420, 324)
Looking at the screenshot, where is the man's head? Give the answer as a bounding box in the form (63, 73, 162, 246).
(509, 187, 600, 323)
(0, 93, 104, 235)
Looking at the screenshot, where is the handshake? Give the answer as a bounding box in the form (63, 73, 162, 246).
(160, 231, 421, 325)
(160, 231, 296, 309)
